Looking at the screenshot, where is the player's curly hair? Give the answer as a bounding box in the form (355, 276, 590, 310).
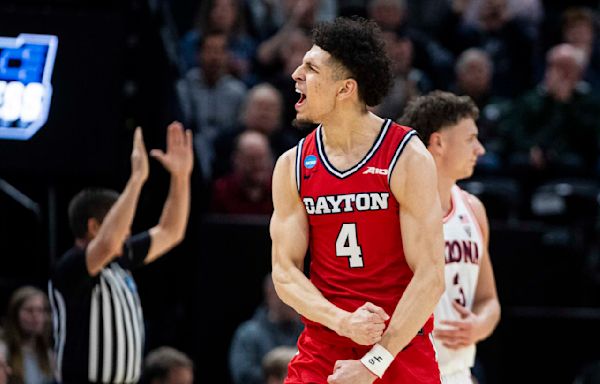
(399, 91, 479, 145)
(312, 17, 392, 107)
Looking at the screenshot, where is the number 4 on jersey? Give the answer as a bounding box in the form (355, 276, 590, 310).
(336, 223, 364, 268)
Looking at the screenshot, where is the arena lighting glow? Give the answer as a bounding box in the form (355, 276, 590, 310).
(0, 34, 58, 140)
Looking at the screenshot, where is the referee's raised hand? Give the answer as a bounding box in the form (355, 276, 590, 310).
(150, 121, 193, 177)
(131, 126, 149, 184)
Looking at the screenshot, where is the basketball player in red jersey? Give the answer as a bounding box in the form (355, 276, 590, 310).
(270, 17, 445, 383)
(400, 92, 500, 384)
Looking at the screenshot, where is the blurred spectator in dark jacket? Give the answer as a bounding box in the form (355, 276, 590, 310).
(561, 7, 600, 89)
(254, 0, 321, 79)
(373, 29, 433, 120)
(176, 31, 247, 180)
(229, 275, 302, 384)
(453, 48, 508, 171)
(462, 0, 544, 29)
(367, 0, 455, 89)
(245, 0, 336, 42)
(210, 131, 274, 215)
(180, 0, 257, 84)
(501, 43, 600, 178)
(267, 28, 313, 131)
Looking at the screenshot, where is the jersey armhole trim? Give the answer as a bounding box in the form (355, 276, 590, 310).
(295, 138, 305, 194)
(387, 130, 416, 185)
(442, 190, 456, 224)
(460, 190, 485, 243)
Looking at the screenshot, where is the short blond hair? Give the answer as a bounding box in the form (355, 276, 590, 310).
(262, 346, 297, 380)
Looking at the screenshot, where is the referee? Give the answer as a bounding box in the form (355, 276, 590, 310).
(48, 122, 193, 384)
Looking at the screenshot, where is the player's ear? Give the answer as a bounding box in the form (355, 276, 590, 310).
(428, 132, 443, 155)
(87, 218, 101, 239)
(337, 78, 358, 100)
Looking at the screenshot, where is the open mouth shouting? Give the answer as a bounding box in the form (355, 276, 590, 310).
(295, 88, 306, 110)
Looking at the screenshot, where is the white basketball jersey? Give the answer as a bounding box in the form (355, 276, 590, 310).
(433, 185, 484, 377)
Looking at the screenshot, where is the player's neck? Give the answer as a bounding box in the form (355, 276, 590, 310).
(320, 110, 383, 152)
(438, 174, 456, 215)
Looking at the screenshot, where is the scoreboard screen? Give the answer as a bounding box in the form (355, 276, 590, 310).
(0, 34, 58, 140)
(0, 6, 127, 179)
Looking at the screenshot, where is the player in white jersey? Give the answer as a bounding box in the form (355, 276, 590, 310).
(400, 91, 501, 384)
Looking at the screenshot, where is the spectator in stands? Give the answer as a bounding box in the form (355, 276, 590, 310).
(179, 0, 257, 84)
(437, 0, 538, 97)
(267, 27, 313, 131)
(501, 43, 600, 178)
(48, 123, 193, 384)
(367, 0, 454, 90)
(239, 84, 297, 156)
(454, 48, 495, 107)
(210, 131, 274, 215)
(0, 335, 11, 384)
(561, 7, 600, 89)
(453, 48, 508, 171)
(214, 83, 297, 177)
(374, 28, 432, 120)
(244, 0, 282, 42)
(139, 346, 193, 384)
(176, 31, 246, 179)
(462, 0, 544, 30)
(4, 286, 54, 384)
(262, 346, 297, 384)
(228, 275, 303, 384)
(255, 0, 333, 79)
(246, 0, 336, 42)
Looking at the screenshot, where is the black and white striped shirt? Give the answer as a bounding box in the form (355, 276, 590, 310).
(49, 232, 150, 384)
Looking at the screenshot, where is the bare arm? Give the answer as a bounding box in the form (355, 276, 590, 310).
(379, 139, 446, 355)
(270, 149, 344, 329)
(86, 127, 148, 276)
(145, 122, 194, 264)
(466, 193, 500, 341)
(270, 149, 387, 344)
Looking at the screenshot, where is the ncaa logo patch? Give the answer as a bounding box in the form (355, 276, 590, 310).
(0, 34, 58, 140)
(304, 155, 317, 169)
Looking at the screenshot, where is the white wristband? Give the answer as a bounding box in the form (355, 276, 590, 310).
(360, 343, 394, 379)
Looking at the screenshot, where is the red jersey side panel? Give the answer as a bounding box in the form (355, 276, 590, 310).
(296, 119, 425, 345)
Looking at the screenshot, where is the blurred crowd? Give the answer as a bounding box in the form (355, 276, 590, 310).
(168, 0, 600, 223)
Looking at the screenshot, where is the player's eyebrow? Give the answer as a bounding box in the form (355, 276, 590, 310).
(305, 60, 320, 72)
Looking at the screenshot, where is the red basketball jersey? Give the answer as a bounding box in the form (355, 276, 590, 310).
(296, 119, 432, 346)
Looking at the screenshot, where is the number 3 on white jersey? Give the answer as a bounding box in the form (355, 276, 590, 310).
(336, 223, 364, 268)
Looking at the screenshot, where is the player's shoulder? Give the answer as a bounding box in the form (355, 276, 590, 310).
(394, 134, 434, 172)
(459, 188, 489, 229)
(272, 147, 298, 189)
(275, 147, 297, 169)
(460, 189, 485, 214)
